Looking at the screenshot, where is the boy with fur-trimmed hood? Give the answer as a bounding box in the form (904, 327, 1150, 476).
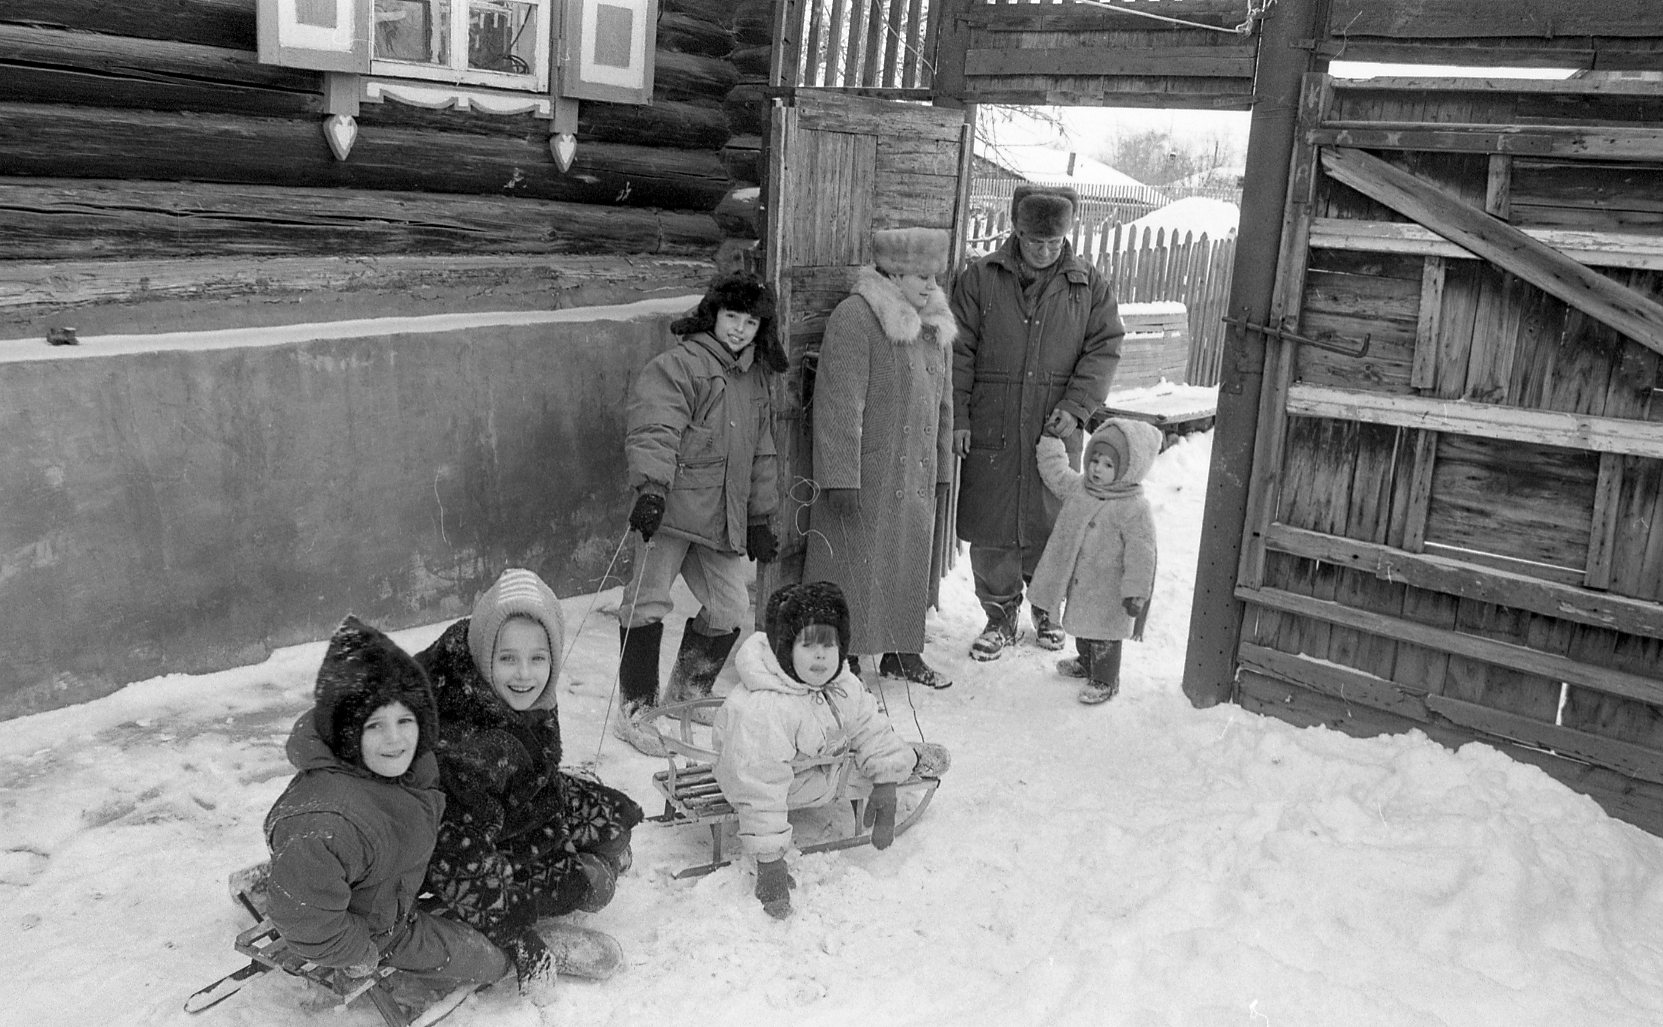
(1029, 418, 1163, 703)
(264, 617, 510, 995)
(615, 273, 788, 756)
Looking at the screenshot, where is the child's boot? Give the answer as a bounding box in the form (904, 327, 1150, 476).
(1077, 640, 1122, 705)
(1032, 605, 1066, 651)
(614, 621, 669, 756)
(1057, 638, 1091, 678)
(664, 618, 741, 718)
(969, 601, 1019, 661)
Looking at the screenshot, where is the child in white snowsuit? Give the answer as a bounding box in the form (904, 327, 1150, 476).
(616, 273, 788, 757)
(714, 581, 950, 919)
(1029, 418, 1163, 703)
(264, 617, 510, 995)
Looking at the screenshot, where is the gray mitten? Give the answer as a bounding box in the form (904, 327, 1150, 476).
(863, 782, 898, 849)
(754, 857, 793, 919)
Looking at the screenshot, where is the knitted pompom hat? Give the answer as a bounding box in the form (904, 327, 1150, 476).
(312, 615, 437, 773)
(1011, 185, 1079, 236)
(764, 581, 851, 683)
(872, 227, 951, 276)
(466, 568, 566, 711)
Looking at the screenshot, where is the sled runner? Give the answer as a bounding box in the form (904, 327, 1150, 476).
(183, 863, 473, 1027)
(641, 698, 941, 879)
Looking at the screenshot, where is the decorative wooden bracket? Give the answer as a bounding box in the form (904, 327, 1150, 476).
(322, 73, 361, 161)
(549, 96, 579, 173)
(1320, 146, 1663, 360)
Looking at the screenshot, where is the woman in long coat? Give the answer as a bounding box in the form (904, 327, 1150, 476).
(803, 228, 957, 687)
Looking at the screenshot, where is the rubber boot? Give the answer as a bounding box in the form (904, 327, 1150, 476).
(664, 619, 741, 704)
(614, 621, 669, 756)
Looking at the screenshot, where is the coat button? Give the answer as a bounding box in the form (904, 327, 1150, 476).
(895, 489, 904, 499)
(902, 425, 910, 434)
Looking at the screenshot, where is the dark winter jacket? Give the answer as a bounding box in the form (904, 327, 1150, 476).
(804, 267, 956, 653)
(263, 617, 445, 971)
(950, 236, 1124, 550)
(625, 330, 779, 552)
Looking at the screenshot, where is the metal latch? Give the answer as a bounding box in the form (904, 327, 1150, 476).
(1223, 315, 1370, 358)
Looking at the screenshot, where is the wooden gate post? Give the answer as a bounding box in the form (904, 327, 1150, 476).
(1180, 0, 1330, 707)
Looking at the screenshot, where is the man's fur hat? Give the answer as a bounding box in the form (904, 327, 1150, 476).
(872, 227, 951, 276)
(1011, 185, 1079, 237)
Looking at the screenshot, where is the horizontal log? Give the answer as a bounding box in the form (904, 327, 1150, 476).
(660, 0, 736, 24)
(1285, 383, 1663, 460)
(2, 0, 255, 50)
(1263, 523, 1663, 638)
(657, 12, 735, 57)
(1425, 693, 1663, 787)
(0, 178, 721, 261)
(1314, 122, 1663, 160)
(655, 49, 742, 101)
(1238, 584, 1663, 706)
(1325, 0, 1663, 39)
(1307, 217, 1663, 271)
(1310, 40, 1663, 69)
(0, 103, 730, 212)
(1320, 147, 1663, 361)
(964, 46, 1257, 80)
(0, 254, 713, 337)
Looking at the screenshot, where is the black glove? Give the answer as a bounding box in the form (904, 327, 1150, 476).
(755, 857, 793, 919)
(629, 493, 665, 542)
(821, 488, 860, 516)
(863, 782, 898, 850)
(746, 523, 778, 563)
(1123, 596, 1146, 618)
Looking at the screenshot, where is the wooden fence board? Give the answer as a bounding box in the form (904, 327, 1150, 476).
(1425, 433, 1596, 572)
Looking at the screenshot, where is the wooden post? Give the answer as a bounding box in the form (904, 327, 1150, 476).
(1180, 0, 1330, 708)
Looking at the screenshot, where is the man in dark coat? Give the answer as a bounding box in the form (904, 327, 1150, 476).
(949, 185, 1125, 660)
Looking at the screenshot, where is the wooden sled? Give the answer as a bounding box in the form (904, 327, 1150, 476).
(183, 862, 473, 1027)
(641, 698, 941, 879)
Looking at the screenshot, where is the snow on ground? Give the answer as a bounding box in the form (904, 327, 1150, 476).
(1115, 197, 1241, 245)
(7, 429, 1663, 1027)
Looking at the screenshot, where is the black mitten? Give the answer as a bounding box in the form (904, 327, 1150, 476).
(1123, 596, 1146, 617)
(629, 493, 665, 542)
(746, 523, 779, 563)
(863, 782, 898, 850)
(754, 857, 793, 919)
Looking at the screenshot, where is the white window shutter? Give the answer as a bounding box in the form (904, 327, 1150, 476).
(257, 0, 373, 73)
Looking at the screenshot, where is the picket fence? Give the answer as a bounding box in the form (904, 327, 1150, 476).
(964, 217, 1236, 388)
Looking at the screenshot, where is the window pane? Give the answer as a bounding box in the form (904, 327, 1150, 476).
(374, 0, 449, 65)
(468, 0, 538, 75)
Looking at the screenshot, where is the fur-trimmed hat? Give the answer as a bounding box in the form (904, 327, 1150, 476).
(670, 272, 788, 373)
(764, 581, 850, 683)
(1011, 185, 1079, 237)
(872, 227, 951, 276)
(466, 568, 566, 711)
(311, 615, 438, 774)
(1084, 417, 1165, 490)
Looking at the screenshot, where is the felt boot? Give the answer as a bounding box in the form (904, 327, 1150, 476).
(664, 619, 741, 704)
(1078, 639, 1122, 705)
(614, 621, 669, 756)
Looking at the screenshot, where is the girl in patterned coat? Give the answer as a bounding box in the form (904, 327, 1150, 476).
(415, 569, 642, 997)
(1028, 418, 1163, 704)
(714, 581, 950, 919)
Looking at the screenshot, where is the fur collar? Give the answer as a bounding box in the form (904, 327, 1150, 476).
(852, 267, 958, 347)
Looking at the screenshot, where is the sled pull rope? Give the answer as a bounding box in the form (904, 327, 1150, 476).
(592, 530, 653, 766)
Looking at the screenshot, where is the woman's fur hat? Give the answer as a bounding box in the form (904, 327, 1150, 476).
(1011, 185, 1079, 237)
(465, 568, 566, 711)
(764, 581, 851, 683)
(671, 272, 788, 373)
(311, 615, 438, 773)
(872, 227, 951, 276)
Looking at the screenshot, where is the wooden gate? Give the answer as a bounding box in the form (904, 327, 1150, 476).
(1231, 74, 1663, 832)
(758, 89, 973, 603)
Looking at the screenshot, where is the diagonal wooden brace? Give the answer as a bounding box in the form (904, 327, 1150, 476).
(1319, 146, 1663, 360)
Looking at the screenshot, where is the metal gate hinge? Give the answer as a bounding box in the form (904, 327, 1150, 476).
(1223, 315, 1370, 358)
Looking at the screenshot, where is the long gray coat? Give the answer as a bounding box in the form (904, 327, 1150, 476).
(1027, 421, 1162, 641)
(950, 236, 1124, 551)
(804, 268, 956, 654)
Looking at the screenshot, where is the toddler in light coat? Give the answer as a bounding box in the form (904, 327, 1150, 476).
(1029, 418, 1163, 703)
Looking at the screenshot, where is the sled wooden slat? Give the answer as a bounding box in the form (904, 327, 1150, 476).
(642, 699, 942, 879)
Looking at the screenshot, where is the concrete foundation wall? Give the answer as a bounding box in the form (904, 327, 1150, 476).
(0, 300, 694, 718)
